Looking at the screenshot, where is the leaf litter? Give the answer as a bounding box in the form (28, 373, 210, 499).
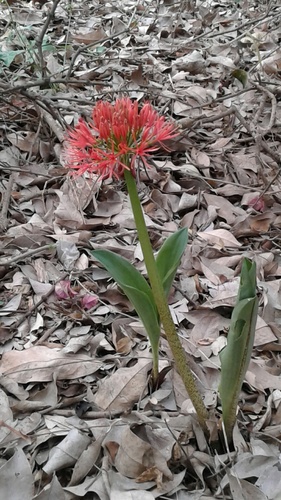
(0, 0, 281, 498)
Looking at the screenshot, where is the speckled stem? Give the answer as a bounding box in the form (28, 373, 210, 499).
(124, 169, 208, 431)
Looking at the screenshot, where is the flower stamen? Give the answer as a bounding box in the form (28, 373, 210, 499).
(63, 97, 178, 180)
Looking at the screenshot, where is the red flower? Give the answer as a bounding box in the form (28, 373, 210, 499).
(63, 98, 178, 179)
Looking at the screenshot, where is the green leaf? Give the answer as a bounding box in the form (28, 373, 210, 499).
(238, 257, 256, 300)
(95, 46, 106, 55)
(92, 249, 160, 351)
(219, 258, 258, 441)
(232, 69, 248, 88)
(0, 50, 24, 67)
(155, 228, 188, 298)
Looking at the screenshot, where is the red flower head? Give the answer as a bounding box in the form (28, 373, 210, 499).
(63, 98, 178, 179)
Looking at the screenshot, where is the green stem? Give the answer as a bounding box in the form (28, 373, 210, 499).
(124, 169, 208, 432)
(152, 348, 159, 383)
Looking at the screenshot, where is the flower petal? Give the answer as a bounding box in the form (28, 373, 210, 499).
(64, 98, 178, 180)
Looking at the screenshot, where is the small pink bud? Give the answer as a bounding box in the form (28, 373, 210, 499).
(80, 294, 98, 310)
(55, 280, 77, 300)
(248, 196, 265, 212)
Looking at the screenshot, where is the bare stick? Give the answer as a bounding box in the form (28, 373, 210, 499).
(12, 271, 68, 330)
(234, 106, 280, 165)
(0, 244, 55, 267)
(252, 82, 277, 135)
(0, 173, 15, 232)
(66, 28, 130, 79)
(40, 107, 65, 143)
(35, 0, 61, 78)
(0, 78, 111, 94)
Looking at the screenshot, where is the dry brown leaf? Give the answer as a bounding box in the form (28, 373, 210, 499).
(0, 346, 102, 382)
(197, 229, 242, 249)
(93, 354, 152, 412)
(246, 361, 281, 391)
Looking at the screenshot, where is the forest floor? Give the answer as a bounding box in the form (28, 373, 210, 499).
(0, 0, 281, 498)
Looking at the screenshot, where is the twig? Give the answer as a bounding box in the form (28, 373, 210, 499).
(0, 78, 112, 94)
(233, 104, 281, 204)
(191, 6, 275, 42)
(252, 81, 277, 135)
(0, 173, 15, 232)
(0, 244, 56, 267)
(35, 0, 61, 78)
(18, 89, 67, 130)
(66, 28, 130, 79)
(178, 107, 236, 130)
(41, 407, 123, 418)
(40, 107, 65, 143)
(253, 91, 267, 126)
(12, 271, 68, 330)
(35, 321, 63, 345)
(233, 105, 281, 166)
(0, 162, 52, 176)
(19, 188, 59, 203)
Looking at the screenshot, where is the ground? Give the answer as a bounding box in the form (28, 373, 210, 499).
(0, 0, 281, 498)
